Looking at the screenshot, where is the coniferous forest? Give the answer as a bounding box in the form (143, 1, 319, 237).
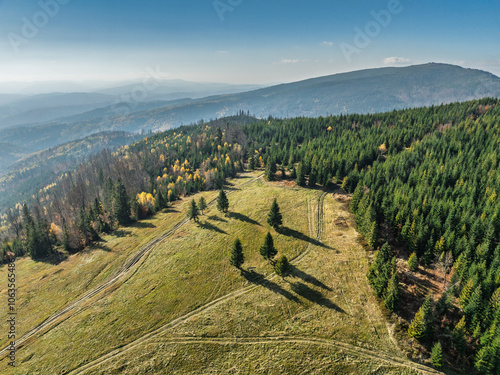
(1, 100, 500, 373)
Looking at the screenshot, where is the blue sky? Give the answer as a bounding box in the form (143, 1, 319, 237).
(0, 0, 499, 85)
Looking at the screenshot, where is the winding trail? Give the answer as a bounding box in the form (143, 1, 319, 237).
(0, 173, 262, 358)
(68, 190, 327, 374)
(141, 336, 440, 375)
(67, 189, 440, 375)
(4, 180, 440, 375)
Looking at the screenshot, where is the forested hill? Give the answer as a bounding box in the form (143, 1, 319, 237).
(1, 63, 499, 164)
(0, 131, 147, 212)
(1, 99, 500, 373)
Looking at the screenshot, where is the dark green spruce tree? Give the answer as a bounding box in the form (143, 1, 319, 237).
(114, 179, 131, 226)
(274, 255, 290, 279)
(296, 162, 306, 187)
(187, 199, 200, 222)
(230, 238, 244, 269)
(260, 232, 277, 261)
(267, 198, 283, 230)
(198, 196, 207, 215)
(217, 189, 229, 214)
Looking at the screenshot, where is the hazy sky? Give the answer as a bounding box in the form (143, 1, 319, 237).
(0, 0, 499, 86)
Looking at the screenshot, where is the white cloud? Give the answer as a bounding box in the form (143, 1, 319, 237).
(321, 41, 333, 47)
(217, 50, 229, 54)
(279, 59, 300, 64)
(383, 57, 411, 64)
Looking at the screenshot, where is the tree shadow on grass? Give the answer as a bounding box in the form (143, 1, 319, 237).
(227, 212, 261, 226)
(197, 220, 228, 234)
(93, 245, 112, 252)
(241, 269, 299, 302)
(277, 226, 332, 250)
(36, 250, 68, 265)
(131, 221, 156, 229)
(290, 282, 346, 313)
(111, 229, 131, 238)
(207, 215, 228, 223)
(164, 208, 180, 214)
(289, 264, 332, 291)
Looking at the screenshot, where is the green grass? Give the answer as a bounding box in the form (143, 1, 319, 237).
(0, 174, 437, 374)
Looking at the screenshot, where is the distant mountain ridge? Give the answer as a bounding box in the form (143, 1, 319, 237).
(1, 63, 499, 173)
(0, 81, 264, 129)
(48, 63, 500, 131)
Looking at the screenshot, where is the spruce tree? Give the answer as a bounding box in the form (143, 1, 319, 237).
(308, 168, 317, 187)
(248, 157, 255, 171)
(217, 189, 229, 214)
(156, 190, 165, 211)
(367, 243, 393, 297)
(296, 163, 306, 187)
(452, 316, 467, 353)
(260, 232, 277, 261)
(435, 291, 451, 317)
(408, 252, 418, 272)
(431, 342, 443, 369)
(464, 285, 483, 326)
(274, 255, 290, 279)
(384, 270, 400, 311)
(265, 161, 275, 181)
(114, 179, 131, 226)
(230, 238, 244, 269)
(408, 295, 434, 341)
(187, 199, 200, 222)
(62, 218, 71, 252)
(267, 198, 283, 230)
(350, 182, 364, 213)
(198, 196, 207, 215)
(475, 337, 500, 375)
(459, 277, 476, 309)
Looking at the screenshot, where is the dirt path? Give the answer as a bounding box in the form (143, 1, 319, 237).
(67, 190, 440, 375)
(139, 336, 440, 375)
(5, 181, 439, 375)
(0, 173, 262, 358)
(67, 190, 327, 374)
(66, 188, 439, 375)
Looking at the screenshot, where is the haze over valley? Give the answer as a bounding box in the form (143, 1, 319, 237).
(0, 1, 499, 374)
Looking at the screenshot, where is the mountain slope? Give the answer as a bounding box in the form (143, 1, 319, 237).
(1, 63, 498, 172)
(0, 131, 146, 211)
(0, 92, 117, 129)
(154, 63, 500, 119)
(0, 173, 438, 374)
